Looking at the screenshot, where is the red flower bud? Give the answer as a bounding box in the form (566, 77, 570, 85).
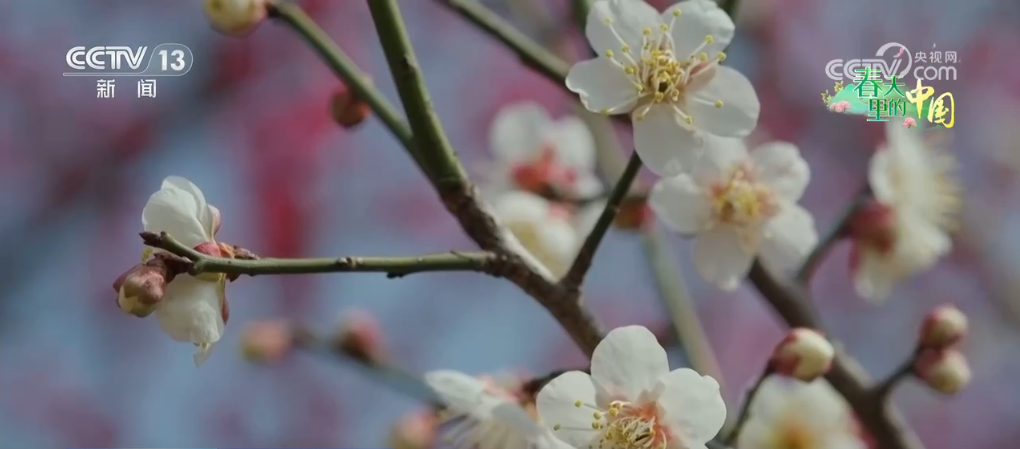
(334, 309, 385, 363)
(848, 200, 898, 254)
(770, 328, 834, 382)
(330, 85, 372, 129)
(113, 263, 169, 317)
(613, 199, 652, 230)
(918, 304, 968, 350)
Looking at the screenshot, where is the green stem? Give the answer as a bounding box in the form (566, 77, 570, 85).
(141, 232, 502, 277)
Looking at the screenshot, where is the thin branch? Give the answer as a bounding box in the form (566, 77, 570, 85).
(560, 153, 644, 290)
(873, 350, 919, 403)
(722, 367, 773, 446)
(795, 187, 871, 284)
(140, 231, 505, 278)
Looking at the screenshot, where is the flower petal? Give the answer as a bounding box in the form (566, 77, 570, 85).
(691, 135, 748, 183)
(759, 203, 818, 274)
(867, 149, 898, 205)
(735, 420, 774, 449)
(751, 142, 810, 201)
(143, 182, 211, 248)
(536, 371, 599, 448)
(693, 225, 754, 290)
(688, 66, 760, 137)
(162, 176, 216, 238)
(566, 58, 640, 115)
(586, 0, 661, 55)
(493, 192, 579, 278)
(424, 370, 490, 413)
(633, 105, 704, 177)
(649, 175, 711, 235)
(491, 102, 551, 164)
(664, 0, 735, 57)
(591, 325, 670, 399)
(546, 116, 597, 171)
(155, 275, 225, 346)
(655, 369, 726, 444)
(852, 248, 898, 301)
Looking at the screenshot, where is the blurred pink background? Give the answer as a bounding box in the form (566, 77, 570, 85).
(1, 0, 1018, 448)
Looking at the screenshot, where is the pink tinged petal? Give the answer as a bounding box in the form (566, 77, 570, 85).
(161, 176, 215, 238)
(759, 203, 818, 274)
(586, 0, 662, 54)
(142, 187, 210, 248)
(566, 58, 639, 115)
(664, 0, 735, 57)
(491, 102, 551, 164)
(536, 371, 599, 448)
(545, 116, 597, 171)
(688, 66, 760, 137)
(208, 204, 222, 236)
(590, 325, 670, 399)
(751, 142, 810, 201)
(633, 105, 704, 177)
(693, 226, 754, 290)
(655, 369, 726, 444)
(691, 135, 749, 183)
(155, 275, 225, 350)
(649, 175, 711, 235)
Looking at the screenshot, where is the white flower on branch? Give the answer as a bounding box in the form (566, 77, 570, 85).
(493, 191, 596, 280)
(131, 176, 228, 367)
(648, 137, 816, 290)
(425, 370, 568, 449)
(482, 102, 603, 198)
(849, 122, 961, 301)
(203, 0, 267, 37)
(737, 377, 866, 449)
(568, 0, 760, 176)
(537, 325, 726, 449)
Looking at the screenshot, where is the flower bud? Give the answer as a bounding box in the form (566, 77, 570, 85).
(613, 198, 652, 230)
(913, 348, 970, 395)
(240, 320, 293, 364)
(203, 0, 267, 37)
(918, 305, 968, 350)
(847, 199, 897, 253)
(113, 263, 168, 317)
(770, 328, 835, 381)
(387, 409, 437, 449)
(333, 309, 385, 363)
(330, 85, 372, 129)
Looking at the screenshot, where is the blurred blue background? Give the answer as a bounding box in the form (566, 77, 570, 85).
(1, 0, 1018, 448)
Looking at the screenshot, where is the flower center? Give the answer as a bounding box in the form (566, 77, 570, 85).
(769, 421, 818, 449)
(709, 166, 777, 228)
(511, 145, 578, 194)
(553, 400, 673, 449)
(598, 8, 728, 124)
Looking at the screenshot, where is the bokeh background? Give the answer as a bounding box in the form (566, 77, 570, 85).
(1, 0, 1018, 448)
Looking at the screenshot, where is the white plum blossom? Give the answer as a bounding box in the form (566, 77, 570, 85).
(736, 378, 867, 449)
(537, 325, 725, 449)
(648, 137, 817, 290)
(567, 0, 760, 176)
(850, 121, 960, 301)
(483, 102, 603, 199)
(493, 191, 601, 280)
(139, 176, 227, 366)
(424, 370, 570, 449)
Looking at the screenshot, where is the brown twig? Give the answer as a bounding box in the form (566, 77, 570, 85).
(722, 367, 774, 446)
(795, 187, 871, 284)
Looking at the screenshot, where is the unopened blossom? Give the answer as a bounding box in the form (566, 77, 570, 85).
(849, 121, 960, 301)
(770, 328, 834, 382)
(203, 0, 267, 37)
(330, 84, 372, 129)
(913, 348, 970, 395)
(483, 102, 603, 198)
(493, 191, 593, 280)
(649, 137, 817, 290)
(424, 370, 569, 449)
(737, 377, 867, 449)
(113, 261, 171, 318)
(133, 176, 228, 367)
(918, 304, 968, 350)
(333, 309, 386, 363)
(388, 409, 438, 449)
(568, 0, 760, 176)
(537, 325, 726, 449)
(240, 320, 293, 364)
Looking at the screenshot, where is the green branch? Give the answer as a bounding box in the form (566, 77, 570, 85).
(140, 231, 504, 278)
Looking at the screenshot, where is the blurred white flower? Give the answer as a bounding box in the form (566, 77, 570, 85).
(648, 137, 816, 290)
(737, 378, 866, 449)
(203, 0, 267, 37)
(537, 325, 725, 449)
(849, 121, 960, 301)
(493, 191, 599, 280)
(483, 102, 603, 198)
(137, 176, 227, 367)
(424, 370, 568, 449)
(568, 0, 760, 176)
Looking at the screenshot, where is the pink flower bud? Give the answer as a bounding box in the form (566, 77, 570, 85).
(240, 320, 293, 364)
(919, 305, 968, 349)
(203, 0, 267, 37)
(770, 328, 835, 381)
(913, 348, 970, 395)
(902, 117, 917, 128)
(113, 263, 168, 317)
(848, 199, 897, 254)
(387, 409, 437, 449)
(334, 309, 385, 363)
(330, 85, 372, 129)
